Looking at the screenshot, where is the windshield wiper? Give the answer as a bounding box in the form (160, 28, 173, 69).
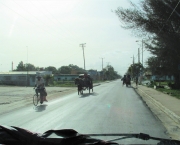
(85, 133, 180, 145)
(1, 125, 180, 145)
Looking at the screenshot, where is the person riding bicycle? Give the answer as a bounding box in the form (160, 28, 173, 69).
(34, 75, 48, 102)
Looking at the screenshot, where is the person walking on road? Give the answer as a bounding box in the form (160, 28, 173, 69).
(135, 76, 138, 87)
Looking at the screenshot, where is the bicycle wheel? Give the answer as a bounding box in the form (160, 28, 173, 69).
(40, 95, 43, 104)
(33, 94, 39, 106)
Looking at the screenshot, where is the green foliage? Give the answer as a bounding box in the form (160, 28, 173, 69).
(104, 65, 121, 80)
(58, 66, 71, 74)
(51, 81, 76, 87)
(44, 66, 57, 74)
(157, 88, 180, 99)
(43, 75, 53, 86)
(127, 63, 143, 77)
(27, 64, 36, 71)
(16, 61, 26, 71)
(15, 61, 40, 71)
(115, 0, 180, 88)
(69, 64, 85, 74)
(14, 62, 121, 81)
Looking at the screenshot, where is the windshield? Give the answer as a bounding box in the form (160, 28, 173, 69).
(0, 0, 180, 144)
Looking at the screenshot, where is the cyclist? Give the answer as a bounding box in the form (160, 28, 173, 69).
(34, 75, 48, 102)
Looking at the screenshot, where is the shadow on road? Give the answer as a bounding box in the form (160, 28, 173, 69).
(79, 92, 98, 98)
(91, 92, 99, 96)
(34, 104, 48, 112)
(80, 93, 90, 98)
(123, 85, 133, 88)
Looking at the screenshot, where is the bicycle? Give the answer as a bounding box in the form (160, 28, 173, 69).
(33, 87, 44, 106)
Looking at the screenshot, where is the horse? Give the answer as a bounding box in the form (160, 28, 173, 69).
(74, 77, 93, 95)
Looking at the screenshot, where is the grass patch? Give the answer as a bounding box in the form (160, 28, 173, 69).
(156, 88, 180, 99)
(49, 81, 76, 87)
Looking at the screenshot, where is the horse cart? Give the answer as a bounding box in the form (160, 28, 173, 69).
(74, 74, 93, 95)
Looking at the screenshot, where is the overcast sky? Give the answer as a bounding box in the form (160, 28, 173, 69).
(0, 0, 151, 75)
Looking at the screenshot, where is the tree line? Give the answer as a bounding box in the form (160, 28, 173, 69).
(14, 61, 121, 80)
(15, 61, 85, 74)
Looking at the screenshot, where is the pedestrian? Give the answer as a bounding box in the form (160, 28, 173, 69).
(135, 76, 138, 87)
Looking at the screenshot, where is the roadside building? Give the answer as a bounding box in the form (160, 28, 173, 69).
(54, 74, 78, 81)
(143, 70, 174, 82)
(0, 71, 52, 86)
(151, 75, 174, 81)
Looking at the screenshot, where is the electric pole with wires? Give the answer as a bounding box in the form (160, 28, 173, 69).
(100, 58, 105, 80)
(80, 43, 86, 70)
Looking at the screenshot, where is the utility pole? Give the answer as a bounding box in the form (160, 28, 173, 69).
(138, 48, 140, 63)
(79, 43, 86, 70)
(26, 46, 28, 87)
(100, 58, 105, 71)
(132, 55, 134, 79)
(100, 58, 105, 80)
(142, 40, 143, 67)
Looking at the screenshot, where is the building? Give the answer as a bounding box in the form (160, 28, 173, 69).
(54, 74, 79, 81)
(0, 71, 52, 86)
(87, 70, 99, 80)
(151, 75, 174, 81)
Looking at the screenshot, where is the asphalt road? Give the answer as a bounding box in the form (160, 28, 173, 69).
(0, 80, 169, 144)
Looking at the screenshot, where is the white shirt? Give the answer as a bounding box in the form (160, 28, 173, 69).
(35, 78, 45, 88)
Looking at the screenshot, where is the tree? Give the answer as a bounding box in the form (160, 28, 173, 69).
(69, 64, 85, 74)
(58, 66, 71, 74)
(115, 0, 180, 88)
(127, 63, 143, 78)
(35, 67, 44, 71)
(26, 63, 36, 71)
(16, 61, 26, 71)
(44, 66, 57, 74)
(104, 65, 121, 80)
(43, 75, 53, 86)
(15, 61, 41, 71)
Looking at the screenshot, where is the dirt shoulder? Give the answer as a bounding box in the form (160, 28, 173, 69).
(0, 82, 103, 115)
(0, 86, 77, 115)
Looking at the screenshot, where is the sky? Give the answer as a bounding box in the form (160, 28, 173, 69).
(0, 0, 151, 75)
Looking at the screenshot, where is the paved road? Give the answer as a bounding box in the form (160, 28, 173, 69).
(0, 80, 169, 144)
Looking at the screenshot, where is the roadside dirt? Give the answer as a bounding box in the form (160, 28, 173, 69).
(0, 86, 77, 115)
(0, 83, 102, 115)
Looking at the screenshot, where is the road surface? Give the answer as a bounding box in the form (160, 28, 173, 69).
(0, 80, 169, 144)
